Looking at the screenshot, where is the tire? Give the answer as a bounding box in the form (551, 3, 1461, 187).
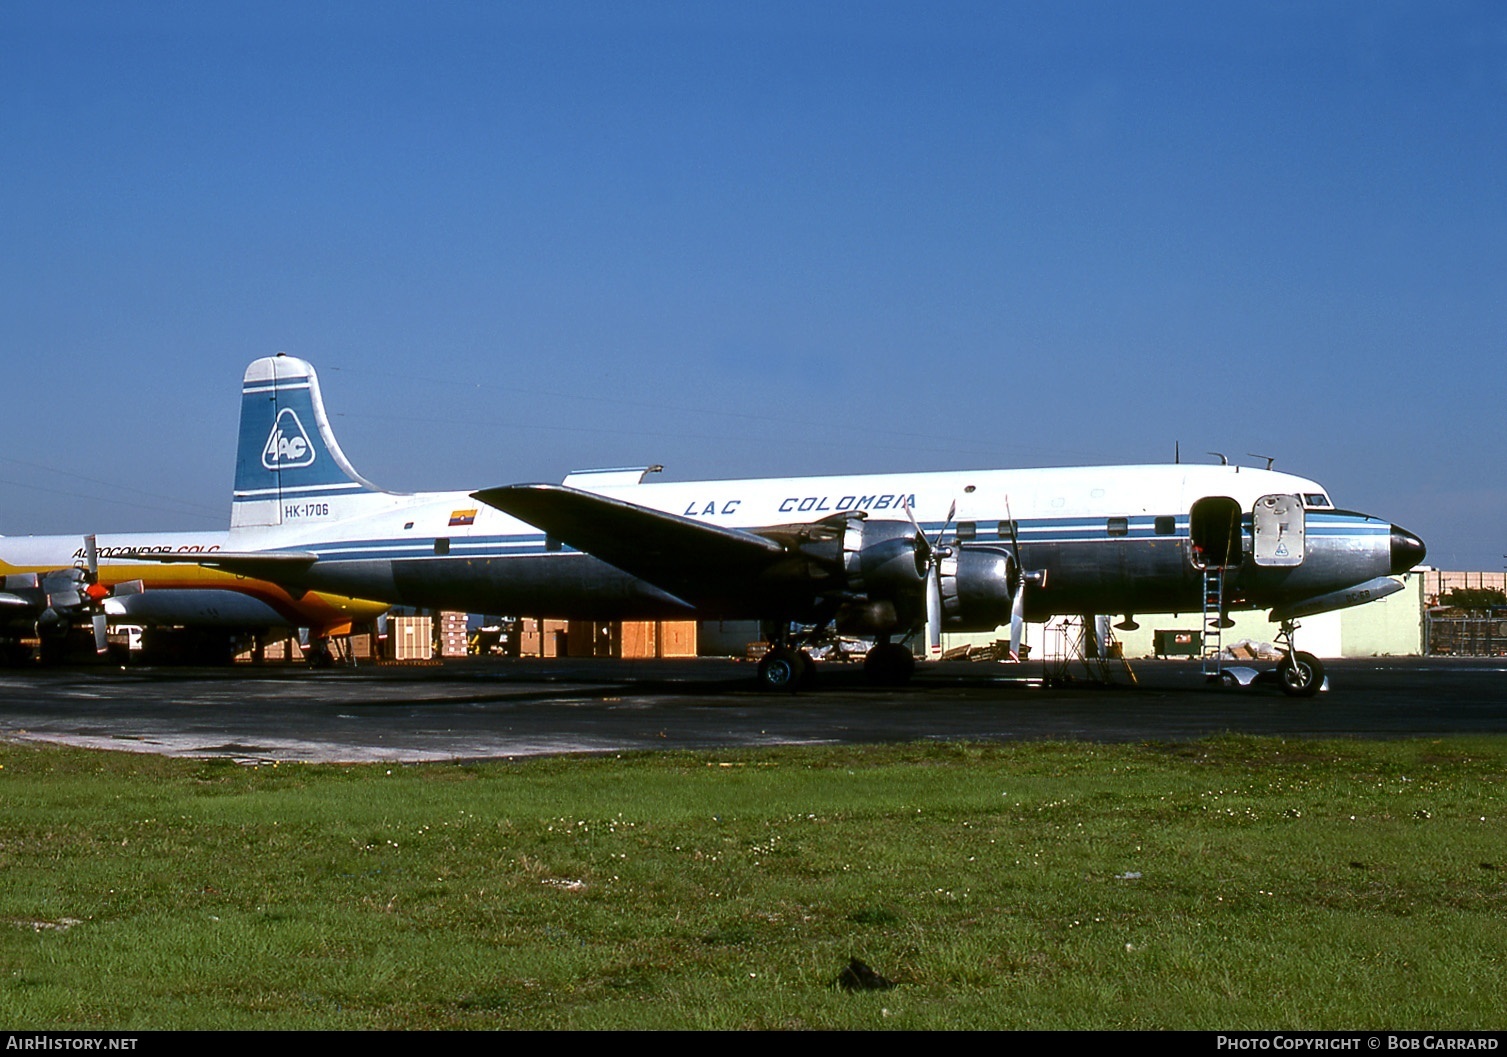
(863, 643, 916, 687)
(1279, 651, 1325, 697)
(758, 648, 806, 693)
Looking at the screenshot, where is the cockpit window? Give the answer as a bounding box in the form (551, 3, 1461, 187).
(1303, 493, 1331, 508)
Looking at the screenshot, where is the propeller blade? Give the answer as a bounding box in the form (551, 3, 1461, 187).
(82, 534, 112, 607)
(926, 564, 942, 656)
(935, 500, 956, 553)
(1009, 579, 1026, 662)
(1004, 496, 1022, 555)
(45, 588, 83, 609)
(906, 496, 959, 656)
(92, 613, 109, 654)
(1002, 496, 1026, 660)
(901, 498, 930, 563)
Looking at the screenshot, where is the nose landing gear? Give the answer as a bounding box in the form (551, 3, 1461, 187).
(1275, 619, 1325, 697)
(1209, 620, 1327, 696)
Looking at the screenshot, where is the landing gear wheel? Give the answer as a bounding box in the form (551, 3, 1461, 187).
(863, 643, 916, 687)
(1279, 651, 1324, 697)
(305, 639, 334, 668)
(757, 647, 807, 693)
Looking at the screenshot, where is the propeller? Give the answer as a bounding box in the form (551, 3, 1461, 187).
(11, 536, 113, 657)
(83, 535, 109, 653)
(903, 498, 955, 657)
(38, 536, 111, 652)
(1002, 498, 1047, 662)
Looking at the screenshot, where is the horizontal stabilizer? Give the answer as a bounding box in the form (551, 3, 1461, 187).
(473, 483, 787, 607)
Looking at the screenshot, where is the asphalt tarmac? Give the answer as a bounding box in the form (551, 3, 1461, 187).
(0, 656, 1503, 763)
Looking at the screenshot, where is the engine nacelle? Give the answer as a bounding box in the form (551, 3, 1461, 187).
(939, 545, 1015, 630)
(756, 515, 925, 588)
(752, 515, 926, 632)
(842, 518, 928, 596)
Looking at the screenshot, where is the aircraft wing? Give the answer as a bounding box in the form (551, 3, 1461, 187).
(119, 550, 321, 581)
(472, 483, 793, 608)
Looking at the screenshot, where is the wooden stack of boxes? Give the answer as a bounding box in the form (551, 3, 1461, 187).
(437, 611, 468, 658)
(517, 618, 570, 657)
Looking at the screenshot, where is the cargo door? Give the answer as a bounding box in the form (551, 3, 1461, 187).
(1252, 493, 1304, 567)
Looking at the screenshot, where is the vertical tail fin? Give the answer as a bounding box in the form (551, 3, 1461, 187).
(232, 354, 387, 530)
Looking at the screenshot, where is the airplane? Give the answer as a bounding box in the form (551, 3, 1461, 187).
(0, 531, 390, 664)
(121, 353, 1424, 694)
(1, 465, 391, 663)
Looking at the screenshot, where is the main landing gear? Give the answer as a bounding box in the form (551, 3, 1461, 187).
(754, 620, 818, 693)
(755, 624, 919, 693)
(757, 645, 816, 693)
(862, 640, 916, 688)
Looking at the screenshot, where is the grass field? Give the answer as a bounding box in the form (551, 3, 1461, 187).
(1, 735, 1503, 1030)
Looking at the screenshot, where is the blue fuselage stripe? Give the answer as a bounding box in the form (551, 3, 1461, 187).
(282, 512, 1384, 563)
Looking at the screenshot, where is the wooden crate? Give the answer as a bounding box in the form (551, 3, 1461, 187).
(657, 620, 697, 658)
(389, 616, 433, 661)
(616, 620, 697, 658)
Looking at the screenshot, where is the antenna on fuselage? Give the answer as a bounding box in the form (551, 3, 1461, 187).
(1248, 453, 1275, 471)
(1207, 451, 1228, 466)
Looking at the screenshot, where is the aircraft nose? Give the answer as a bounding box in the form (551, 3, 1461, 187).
(1390, 525, 1426, 575)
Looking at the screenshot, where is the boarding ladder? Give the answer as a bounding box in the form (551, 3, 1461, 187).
(1200, 567, 1225, 679)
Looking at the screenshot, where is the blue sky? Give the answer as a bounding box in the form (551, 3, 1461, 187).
(2, 1, 1503, 569)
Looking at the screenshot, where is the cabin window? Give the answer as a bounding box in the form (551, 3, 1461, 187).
(1303, 493, 1331, 508)
(996, 519, 1017, 541)
(1154, 515, 1176, 536)
(434, 538, 450, 556)
(1107, 517, 1128, 537)
(545, 535, 562, 553)
(403, 521, 415, 531)
(956, 521, 976, 541)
